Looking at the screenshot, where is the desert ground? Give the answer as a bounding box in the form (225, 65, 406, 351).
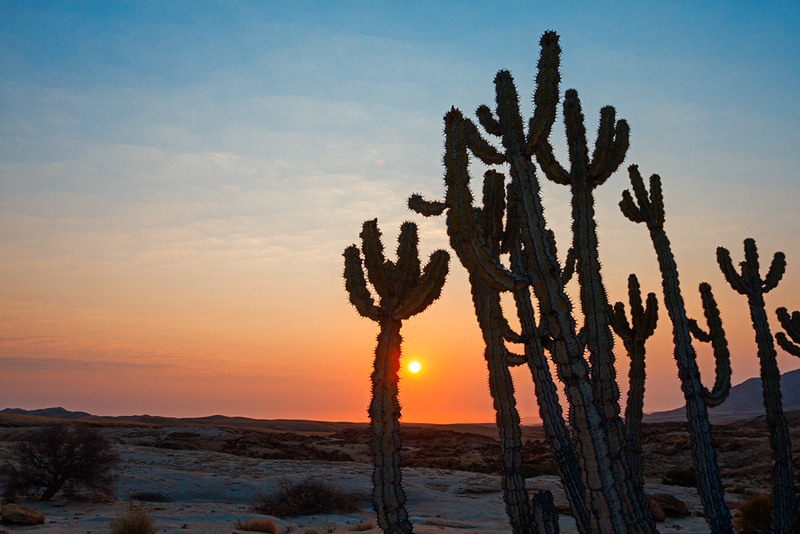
(0, 411, 795, 533)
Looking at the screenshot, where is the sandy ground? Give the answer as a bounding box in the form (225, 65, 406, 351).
(0, 428, 720, 533)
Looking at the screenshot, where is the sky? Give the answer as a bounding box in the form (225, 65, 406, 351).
(1, 1, 798, 424)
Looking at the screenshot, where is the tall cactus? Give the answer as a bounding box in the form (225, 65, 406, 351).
(410, 31, 659, 534)
(619, 166, 733, 534)
(343, 219, 449, 534)
(607, 274, 658, 493)
(717, 239, 795, 534)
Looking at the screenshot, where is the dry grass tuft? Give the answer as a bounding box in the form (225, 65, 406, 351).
(234, 517, 278, 533)
(348, 522, 375, 532)
(108, 506, 156, 534)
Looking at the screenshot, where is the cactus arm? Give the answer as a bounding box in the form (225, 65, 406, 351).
(360, 219, 394, 296)
(476, 104, 503, 136)
(524, 30, 561, 155)
(716, 247, 747, 295)
(695, 283, 732, 407)
(588, 106, 616, 179)
(392, 250, 449, 321)
(776, 308, 800, 356)
(688, 319, 712, 342)
(562, 89, 590, 178)
(394, 222, 422, 299)
(463, 117, 506, 165)
(535, 140, 571, 184)
(622, 166, 734, 534)
(408, 194, 447, 217)
(591, 118, 630, 185)
(719, 239, 795, 534)
(619, 190, 644, 224)
(762, 251, 786, 293)
(343, 245, 382, 321)
(369, 316, 413, 534)
(561, 246, 577, 285)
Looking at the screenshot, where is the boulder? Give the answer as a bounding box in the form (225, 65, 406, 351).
(1, 503, 45, 525)
(649, 493, 691, 517)
(647, 496, 666, 522)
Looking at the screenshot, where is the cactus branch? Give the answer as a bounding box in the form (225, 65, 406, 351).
(691, 283, 732, 408)
(776, 308, 800, 357)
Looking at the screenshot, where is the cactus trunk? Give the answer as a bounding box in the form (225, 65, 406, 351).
(369, 317, 413, 534)
(749, 294, 795, 534)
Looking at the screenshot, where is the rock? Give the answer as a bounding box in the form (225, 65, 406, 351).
(649, 493, 691, 517)
(1, 503, 45, 525)
(647, 496, 666, 522)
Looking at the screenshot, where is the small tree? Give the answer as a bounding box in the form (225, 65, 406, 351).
(0, 423, 119, 500)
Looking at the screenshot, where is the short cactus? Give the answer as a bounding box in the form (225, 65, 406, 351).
(717, 239, 794, 534)
(607, 274, 658, 492)
(343, 219, 449, 534)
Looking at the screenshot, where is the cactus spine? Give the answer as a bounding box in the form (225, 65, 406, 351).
(343, 219, 449, 534)
(607, 274, 658, 492)
(717, 239, 795, 534)
(619, 166, 733, 534)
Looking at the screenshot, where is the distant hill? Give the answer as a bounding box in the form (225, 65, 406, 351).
(644, 368, 800, 423)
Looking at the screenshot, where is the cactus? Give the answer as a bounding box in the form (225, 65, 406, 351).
(343, 219, 449, 534)
(776, 307, 800, 357)
(410, 31, 662, 534)
(619, 165, 733, 534)
(717, 239, 794, 534)
(607, 274, 658, 492)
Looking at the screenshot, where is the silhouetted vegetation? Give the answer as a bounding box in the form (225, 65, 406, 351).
(234, 517, 278, 533)
(0, 423, 119, 500)
(253, 478, 361, 517)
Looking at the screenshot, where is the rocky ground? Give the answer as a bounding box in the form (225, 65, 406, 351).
(0, 412, 794, 533)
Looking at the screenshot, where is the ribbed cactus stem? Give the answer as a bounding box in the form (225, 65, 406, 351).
(620, 165, 733, 534)
(370, 317, 411, 534)
(717, 239, 794, 534)
(776, 307, 800, 357)
(343, 220, 449, 534)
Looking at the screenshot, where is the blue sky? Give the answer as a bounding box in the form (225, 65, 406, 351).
(1, 1, 799, 420)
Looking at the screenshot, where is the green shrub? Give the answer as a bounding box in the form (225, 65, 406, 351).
(661, 469, 696, 488)
(108, 506, 156, 534)
(253, 479, 360, 518)
(234, 518, 278, 533)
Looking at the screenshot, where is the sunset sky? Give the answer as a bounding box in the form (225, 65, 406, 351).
(1, 1, 799, 424)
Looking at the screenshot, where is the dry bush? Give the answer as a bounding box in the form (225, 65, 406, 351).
(348, 522, 375, 531)
(1, 423, 119, 501)
(108, 506, 156, 534)
(325, 519, 337, 533)
(234, 517, 278, 533)
(253, 478, 360, 517)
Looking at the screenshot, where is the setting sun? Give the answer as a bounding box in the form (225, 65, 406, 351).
(407, 360, 422, 374)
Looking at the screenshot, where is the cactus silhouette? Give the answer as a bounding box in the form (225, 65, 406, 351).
(619, 165, 733, 534)
(607, 274, 658, 492)
(717, 239, 794, 534)
(409, 30, 669, 534)
(343, 219, 449, 534)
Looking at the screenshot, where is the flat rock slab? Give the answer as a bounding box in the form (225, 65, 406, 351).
(2, 434, 715, 533)
(1, 503, 45, 524)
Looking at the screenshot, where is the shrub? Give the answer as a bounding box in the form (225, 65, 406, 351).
(234, 518, 278, 533)
(520, 462, 558, 478)
(325, 519, 337, 533)
(348, 522, 375, 531)
(0, 423, 119, 501)
(253, 478, 360, 518)
(661, 469, 696, 488)
(108, 506, 156, 534)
